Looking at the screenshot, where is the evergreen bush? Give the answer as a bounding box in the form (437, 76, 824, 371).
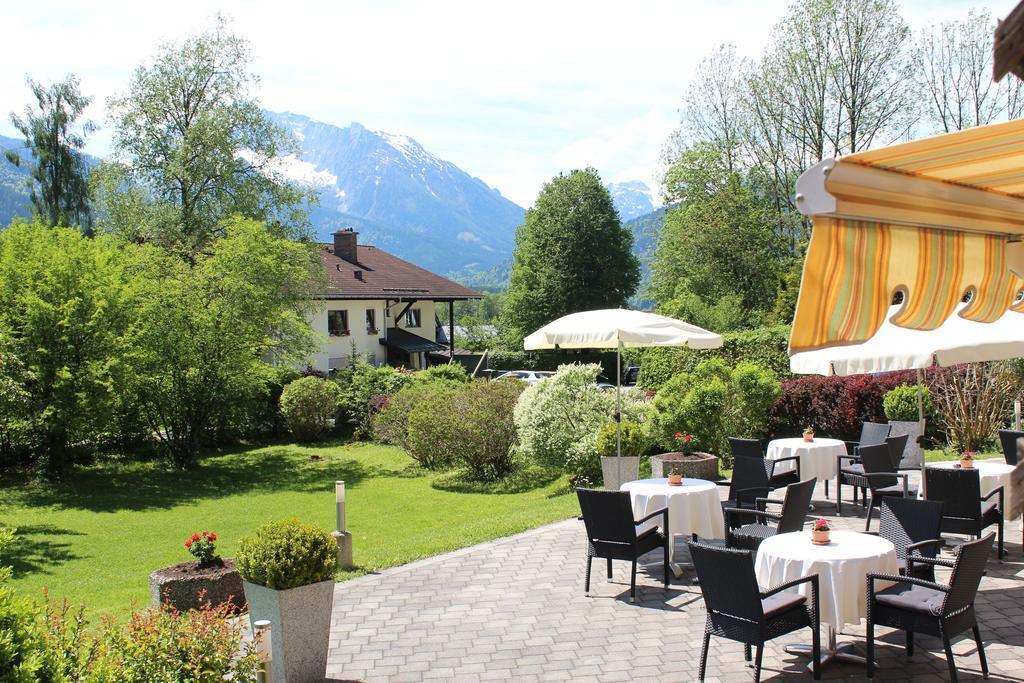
(883, 384, 933, 422)
(235, 519, 338, 591)
(279, 376, 343, 441)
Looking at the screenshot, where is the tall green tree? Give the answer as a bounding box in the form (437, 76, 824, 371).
(97, 16, 312, 253)
(0, 221, 141, 477)
(502, 169, 639, 342)
(130, 216, 319, 468)
(652, 142, 785, 332)
(6, 76, 95, 230)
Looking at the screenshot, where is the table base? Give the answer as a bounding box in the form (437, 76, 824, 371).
(784, 627, 865, 671)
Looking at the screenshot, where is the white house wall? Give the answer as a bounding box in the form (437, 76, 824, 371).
(306, 299, 437, 372)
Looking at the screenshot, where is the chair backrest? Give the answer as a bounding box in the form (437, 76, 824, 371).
(689, 541, 765, 623)
(925, 468, 983, 522)
(860, 443, 898, 491)
(729, 437, 764, 460)
(885, 434, 910, 469)
(576, 488, 638, 544)
(777, 478, 816, 533)
(859, 421, 892, 447)
(879, 497, 944, 561)
(729, 455, 771, 503)
(942, 533, 994, 617)
(998, 429, 1024, 466)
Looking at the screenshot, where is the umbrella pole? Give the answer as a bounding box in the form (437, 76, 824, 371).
(616, 342, 622, 488)
(918, 367, 926, 496)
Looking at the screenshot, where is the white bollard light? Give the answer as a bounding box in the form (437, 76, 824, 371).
(254, 619, 272, 683)
(333, 480, 353, 569)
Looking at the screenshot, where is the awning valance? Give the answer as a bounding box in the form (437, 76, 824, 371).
(381, 328, 446, 354)
(790, 119, 1024, 356)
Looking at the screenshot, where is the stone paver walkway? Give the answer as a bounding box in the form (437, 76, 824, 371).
(327, 478, 1024, 682)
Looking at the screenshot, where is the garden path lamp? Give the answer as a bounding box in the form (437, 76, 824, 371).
(523, 308, 722, 487)
(787, 119, 1024, 486)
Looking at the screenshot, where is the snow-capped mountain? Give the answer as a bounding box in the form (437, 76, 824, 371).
(607, 180, 656, 222)
(267, 111, 525, 275)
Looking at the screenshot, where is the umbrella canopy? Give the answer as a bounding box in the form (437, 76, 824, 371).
(523, 308, 723, 351)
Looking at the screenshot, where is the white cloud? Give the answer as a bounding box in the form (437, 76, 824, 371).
(0, 0, 987, 207)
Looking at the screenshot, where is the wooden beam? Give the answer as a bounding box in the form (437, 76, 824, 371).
(393, 300, 416, 323)
(995, 2, 1024, 82)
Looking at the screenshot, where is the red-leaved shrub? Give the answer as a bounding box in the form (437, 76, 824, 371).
(770, 371, 915, 440)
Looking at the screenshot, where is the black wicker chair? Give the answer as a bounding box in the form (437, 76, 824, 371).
(689, 541, 820, 682)
(724, 478, 817, 553)
(831, 421, 892, 501)
(925, 467, 1005, 559)
(576, 488, 669, 602)
(866, 533, 993, 681)
(998, 428, 1024, 466)
(874, 497, 944, 581)
(861, 443, 918, 532)
(715, 455, 772, 528)
(836, 433, 906, 516)
(730, 437, 801, 491)
(885, 433, 910, 470)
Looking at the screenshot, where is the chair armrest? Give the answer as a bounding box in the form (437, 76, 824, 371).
(843, 440, 860, 453)
(772, 455, 801, 467)
(863, 471, 911, 494)
(723, 507, 782, 523)
(754, 497, 786, 510)
(837, 453, 861, 466)
(867, 572, 948, 600)
(906, 555, 956, 571)
(734, 486, 771, 505)
(761, 573, 818, 599)
(982, 485, 1004, 503)
(635, 507, 668, 525)
(714, 480, 732, 487)
(906, 538, 944, 555)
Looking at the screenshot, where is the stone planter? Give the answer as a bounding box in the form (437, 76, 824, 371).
(243, 579, 335, 683)
(888, 420, 924, 468)
(600, 456, 640, 490)
(651, 452, 719, 481)
(149, 558, 244, 612)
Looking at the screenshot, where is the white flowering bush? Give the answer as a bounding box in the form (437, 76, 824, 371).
(513, 363, 651, 486)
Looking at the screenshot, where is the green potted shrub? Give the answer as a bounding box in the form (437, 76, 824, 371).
(236, 519, 338, 683)
(596, 420, 646, 489)
(883, 384, 933, 469)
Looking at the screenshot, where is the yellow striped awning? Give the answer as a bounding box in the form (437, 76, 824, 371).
(790, 119, 1024, 355)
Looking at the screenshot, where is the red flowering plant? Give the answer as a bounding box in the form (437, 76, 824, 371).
(184, 530, 219, 566)
(960, 451, 976, 460)
(673, 432, 699, 455)
(813, 519, 831, 532)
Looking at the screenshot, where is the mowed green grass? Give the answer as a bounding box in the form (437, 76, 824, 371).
(0, 441, 576, 618)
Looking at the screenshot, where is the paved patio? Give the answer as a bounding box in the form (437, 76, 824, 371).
(326, 478, 1024, 682)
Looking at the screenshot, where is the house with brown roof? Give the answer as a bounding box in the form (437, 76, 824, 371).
(309, 228, 482, 372)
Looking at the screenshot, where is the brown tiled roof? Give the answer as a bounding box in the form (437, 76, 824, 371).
(318, 243, 482, 300)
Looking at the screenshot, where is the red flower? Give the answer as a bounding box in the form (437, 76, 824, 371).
(674, 432, 682, 438)
(190, 533, 200, 542)
(184, 540, 193, 548)
(208, 533, 217, 541)
(683, 435, 692, 442)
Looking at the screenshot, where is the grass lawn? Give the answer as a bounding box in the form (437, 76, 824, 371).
(0, 440, 576, 618)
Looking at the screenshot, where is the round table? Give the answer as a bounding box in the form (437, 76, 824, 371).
(621, 478, 725, 568)
(927, 459, 1023, 520)
(755, 530, 897, 668)
(766, 437, 847, 483)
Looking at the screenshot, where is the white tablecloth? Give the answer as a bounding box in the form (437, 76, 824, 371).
(621, 478, 725, 562)
(927, 459, 1024, 520)
(755, 530, 897, 630)
(766, 437, 847, 483)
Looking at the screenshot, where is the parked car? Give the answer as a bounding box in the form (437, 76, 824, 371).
(492, 370, 555, 384)
(623, 366, 640, 386)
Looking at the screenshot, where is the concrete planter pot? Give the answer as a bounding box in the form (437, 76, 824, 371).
(243, 579, 335, 683)
(651, 452, 719, 481)
(600, 456, 640, 490)
(888, 420, 924, 468)
(149, 558, 244, 612)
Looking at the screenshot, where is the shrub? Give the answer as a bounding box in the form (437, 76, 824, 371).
(883, 384, 934, 422)
(648, 359, 780, 465)
(443, 379, 525, 480)
(279, 376, 343, 441)
(334, 360, 413, 436)
(770, 371, 915, 440)
(413, 363, 469, 385)
(91, 601, 261, 682)
(405, 386, 460, 469)
(595, 420, 648, 458)
(513, 363, 651, 485)
(371, 384, 438, 447)
(0, 579, 46, 681)
(931, 363, 1017, 452)
(235, 519, 338, 591)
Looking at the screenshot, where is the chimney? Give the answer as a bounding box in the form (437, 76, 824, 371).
(333, 228, 358, 264)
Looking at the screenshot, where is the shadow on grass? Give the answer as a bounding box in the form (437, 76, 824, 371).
(1, 439, 400, 514)
(431, 464, 565, 495)
(0, 524, 84, 578)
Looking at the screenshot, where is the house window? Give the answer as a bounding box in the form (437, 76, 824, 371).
(366, 309, 377, 334)
(405, 308, 421, 328)
(328, 310, 349, 336)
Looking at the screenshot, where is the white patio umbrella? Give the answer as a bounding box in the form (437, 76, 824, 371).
(524, 309, 723, 485)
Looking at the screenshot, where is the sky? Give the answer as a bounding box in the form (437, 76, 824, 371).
(0, 0, 1000, 208)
